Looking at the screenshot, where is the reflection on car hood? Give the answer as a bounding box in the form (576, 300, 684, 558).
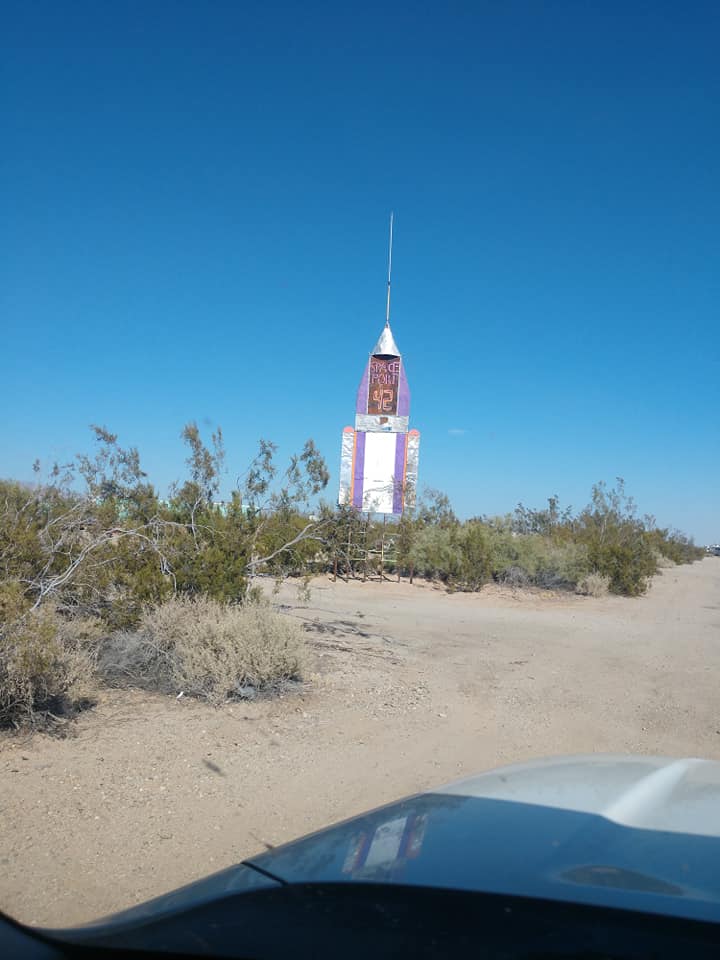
(247, 755, 720, 922)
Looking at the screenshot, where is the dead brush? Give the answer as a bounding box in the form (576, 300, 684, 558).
(97, 595, 306, 704)
(575, 573, 611, 598)
(0, 603, 100, 730)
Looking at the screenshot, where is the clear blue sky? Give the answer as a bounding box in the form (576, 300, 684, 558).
(2, 1, 718, 541)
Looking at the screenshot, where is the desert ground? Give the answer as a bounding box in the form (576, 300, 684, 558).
(1, 558, 719, 927)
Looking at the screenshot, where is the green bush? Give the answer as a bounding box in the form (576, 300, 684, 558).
(388, 480, 702, 598)
(574, 482, 659, 596)
(410, 525, 463, 583)
(591, 540, 657, 597)
(499, 536, 590, 589)
(646, 528, 704, 566)
(458, 523, 492, 590)
(1, 423, 329, 631)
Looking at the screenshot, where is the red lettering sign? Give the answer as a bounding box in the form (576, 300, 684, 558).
(367, 358, 400, 415)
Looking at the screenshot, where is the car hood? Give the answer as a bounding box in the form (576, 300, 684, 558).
(74, 754, 720, 932)
(246, 754, 720, 922)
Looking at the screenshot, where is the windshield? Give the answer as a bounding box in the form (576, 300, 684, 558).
(1, 0, 718, 931)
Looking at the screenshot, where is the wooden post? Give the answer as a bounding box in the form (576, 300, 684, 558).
(362, 517, 368, 582)
(345, 524, 351, 582)
(380, 514, 386, 582)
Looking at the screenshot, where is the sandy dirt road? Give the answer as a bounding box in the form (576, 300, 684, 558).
(1, 558, 719, 926)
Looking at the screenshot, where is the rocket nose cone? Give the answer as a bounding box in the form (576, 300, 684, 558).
(371, 323, 400, 357)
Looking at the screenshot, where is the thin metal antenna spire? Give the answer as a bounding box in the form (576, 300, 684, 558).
(385, 211, 394, 327)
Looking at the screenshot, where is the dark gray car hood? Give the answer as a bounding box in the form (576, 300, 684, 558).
(74, 755, 720, 932)
(246, 755, 720, 923)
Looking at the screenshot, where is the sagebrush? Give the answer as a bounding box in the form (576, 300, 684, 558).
(379, 481, 704, 596)
(576, 573, 611, 597)
(97, 596, 306, 704)
(0, 608, 100, 728)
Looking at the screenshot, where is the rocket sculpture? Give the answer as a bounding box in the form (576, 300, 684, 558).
(338, 219, 420, 515)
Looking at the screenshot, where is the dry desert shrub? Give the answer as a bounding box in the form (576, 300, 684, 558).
(98, 595, 305, 704)
(576, 573, 611, 598)
(0, 603, 100, 728)
(653, 550, 676, 570)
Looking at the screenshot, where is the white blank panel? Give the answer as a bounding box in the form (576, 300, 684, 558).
(362, 431, 397, 514)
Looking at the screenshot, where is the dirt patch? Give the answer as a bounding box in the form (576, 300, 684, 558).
(1, 559, 719, 926)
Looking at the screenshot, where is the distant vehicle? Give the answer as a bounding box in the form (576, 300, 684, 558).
(708, 545, 720, 557)
(4, 755, 720, 958)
